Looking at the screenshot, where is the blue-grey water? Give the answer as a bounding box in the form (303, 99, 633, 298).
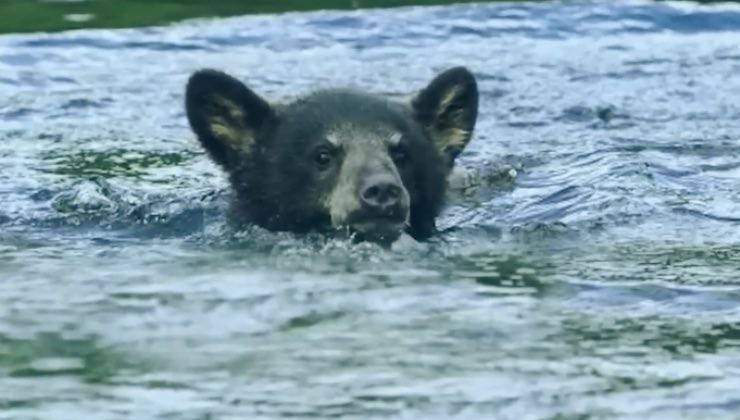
(1, 1, 740, 418)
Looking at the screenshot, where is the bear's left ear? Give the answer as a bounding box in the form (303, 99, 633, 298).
(411, 67, 478, 168)
(185, 69, 274, 171)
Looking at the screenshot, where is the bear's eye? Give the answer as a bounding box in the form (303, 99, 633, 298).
(390, 145, 408, 164)
(314, 148, 333, 169)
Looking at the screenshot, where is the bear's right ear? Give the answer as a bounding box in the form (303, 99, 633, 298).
(411, 67, 478, 169)
(185, 70, 274, 170)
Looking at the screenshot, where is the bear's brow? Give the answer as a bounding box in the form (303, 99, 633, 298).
(324, 124, 402, 148)
(388, 133, 402, 146)
(326, 133, 341, 146)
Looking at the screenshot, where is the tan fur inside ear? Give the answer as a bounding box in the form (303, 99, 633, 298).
(437, 85, 463, 116)
(431, 126, 471, 153)
(206, 95, 254, 152)
(430, 86, 472, 153)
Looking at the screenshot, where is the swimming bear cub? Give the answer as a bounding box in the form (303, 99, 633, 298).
(185, 67, 478, 243)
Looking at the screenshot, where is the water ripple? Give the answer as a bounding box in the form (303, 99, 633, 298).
(2, 1, 740, 418)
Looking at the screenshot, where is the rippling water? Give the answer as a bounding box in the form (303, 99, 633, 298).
(1, 1, 740, 418)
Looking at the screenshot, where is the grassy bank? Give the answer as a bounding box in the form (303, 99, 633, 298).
(0, 0, 529, 34)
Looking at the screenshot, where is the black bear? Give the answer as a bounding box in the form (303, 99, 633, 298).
(185, 67, 478, 243)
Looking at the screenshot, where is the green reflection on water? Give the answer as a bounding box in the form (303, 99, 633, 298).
(452, 253, 547, 291)
(561, 316, 740, 357)
(0, 0, 529, 34)
(41, 148, 196, 179)
(0, 332, 133, 383)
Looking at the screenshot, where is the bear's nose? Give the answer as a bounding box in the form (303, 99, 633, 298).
(360, 175, 403, 216)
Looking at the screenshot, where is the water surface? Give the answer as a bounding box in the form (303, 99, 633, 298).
(1, 1, 740, 418)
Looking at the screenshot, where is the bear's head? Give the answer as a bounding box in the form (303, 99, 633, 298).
(185, 67, 478, 243)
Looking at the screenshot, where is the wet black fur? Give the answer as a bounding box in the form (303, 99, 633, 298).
(185, 67, 477, 240)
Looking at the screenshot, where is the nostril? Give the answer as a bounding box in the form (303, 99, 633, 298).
(386, 185, 401, 199)
(364, 185, 380, 200)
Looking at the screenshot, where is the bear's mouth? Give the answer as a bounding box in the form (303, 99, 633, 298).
(348, 217, 407, 244)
